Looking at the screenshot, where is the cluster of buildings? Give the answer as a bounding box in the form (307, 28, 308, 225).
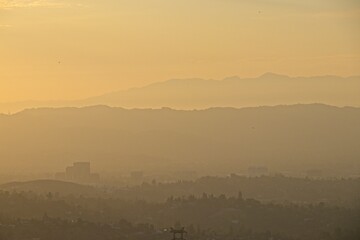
(247, 166, 323, 178)
(248, 166, 269, 177)
(128, 170, 198, 185)
(55, 162, 99, 183)
(53, 162, 324, 185)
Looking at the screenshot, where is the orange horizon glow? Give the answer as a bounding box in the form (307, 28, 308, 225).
(1, 0, 359, 102)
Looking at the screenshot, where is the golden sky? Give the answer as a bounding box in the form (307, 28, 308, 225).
(0, 0, 359, 102)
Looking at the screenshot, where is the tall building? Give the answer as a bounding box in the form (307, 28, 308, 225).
(66, 162, 90, 180)
(56, 162, 99, 183)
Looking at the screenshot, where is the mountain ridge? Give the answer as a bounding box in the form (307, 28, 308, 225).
(1, 104, 359, 176)
(4, 103, 357, 118)
(1, 73, 359, 113)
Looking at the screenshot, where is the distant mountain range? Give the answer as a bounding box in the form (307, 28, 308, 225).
(1, 73, 359, 113)
(0, 104, 359, 175)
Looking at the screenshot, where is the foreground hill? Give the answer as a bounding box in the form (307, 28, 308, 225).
(0, 190, 358, 240)
(0, 104, 359, 175)
(0, 73, 359, 113)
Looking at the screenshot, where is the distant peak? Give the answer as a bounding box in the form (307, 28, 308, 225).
(223, 76, 241, 81)
(259, 72, 289, 79)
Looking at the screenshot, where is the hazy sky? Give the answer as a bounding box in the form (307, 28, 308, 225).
(0, 0, 359, 102)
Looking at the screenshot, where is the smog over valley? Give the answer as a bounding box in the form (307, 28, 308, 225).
(0, 0, 359, 239)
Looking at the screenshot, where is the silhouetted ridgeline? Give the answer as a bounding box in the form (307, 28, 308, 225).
(0, 104, 359, 176)
(0, 180, 97, 196)
(1, 176, 359, 207)
(115, 175, 360, 206)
